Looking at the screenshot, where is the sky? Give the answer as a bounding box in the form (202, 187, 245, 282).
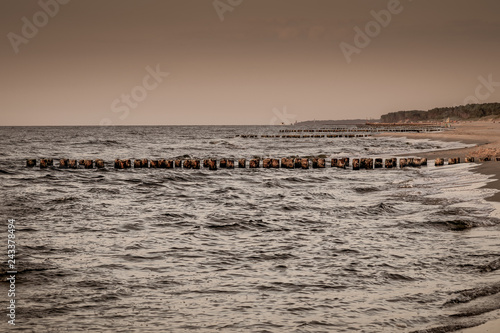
(1, 0, 500, 126)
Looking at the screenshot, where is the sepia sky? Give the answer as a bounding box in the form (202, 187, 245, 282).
(1, 0, 500, 125)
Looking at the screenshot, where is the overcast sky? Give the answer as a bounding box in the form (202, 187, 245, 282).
(1, 0, 499, 125)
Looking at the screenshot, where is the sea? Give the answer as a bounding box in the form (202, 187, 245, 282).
(1, 125, 500, 333)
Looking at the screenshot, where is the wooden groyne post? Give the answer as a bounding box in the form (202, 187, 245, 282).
(249, 159, 260, 168)
(114, 159, 131, 169)
(312, 158, 325, 168)
(208, 159, 217, 170)
(39, 159, 53, 168)
(352, 159, 360, 170)
(281, 158, 294, 169)
(360, 158, 373, 169)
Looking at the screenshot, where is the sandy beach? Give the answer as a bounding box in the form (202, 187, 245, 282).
(378, 121, 500, 202)
(458, 312, 500, 333)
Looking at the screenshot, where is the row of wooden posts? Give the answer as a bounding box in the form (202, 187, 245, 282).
(277, 129, 410, 133)
(239, 134, 371, 138)
(29, 156, 494, 170)
(278, 127, 445, 133)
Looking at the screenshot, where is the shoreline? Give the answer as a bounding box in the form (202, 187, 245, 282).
(457, 311, 500, 333)
(378, 121, 500, 333)
(377, 121, 500, 203)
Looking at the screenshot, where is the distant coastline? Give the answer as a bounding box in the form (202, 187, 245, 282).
(295, 103, 500, 127)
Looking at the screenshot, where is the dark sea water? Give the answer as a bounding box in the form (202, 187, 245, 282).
(1, 126, 500, 332)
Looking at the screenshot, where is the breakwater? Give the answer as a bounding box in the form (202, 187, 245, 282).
(24, 156, 496, 169)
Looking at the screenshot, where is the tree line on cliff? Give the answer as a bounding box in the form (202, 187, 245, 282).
(380, 103, 500, 123)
